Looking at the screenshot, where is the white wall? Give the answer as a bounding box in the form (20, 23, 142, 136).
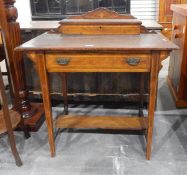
(15, 0, 31, 23)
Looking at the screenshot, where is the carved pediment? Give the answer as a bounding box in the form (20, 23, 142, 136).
(70, 7, 135, 19)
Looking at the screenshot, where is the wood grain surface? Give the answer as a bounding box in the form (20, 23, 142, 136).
(55, 115, 148, 130)
(16, 33, 178, 51)
(16, 8, 178, 160)
(0, 110, 21, 135)
(46, 53, 151, 72)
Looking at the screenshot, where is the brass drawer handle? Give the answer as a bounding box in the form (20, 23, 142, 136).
(126, 58, 140, 66)
(56, 58, 70, 65)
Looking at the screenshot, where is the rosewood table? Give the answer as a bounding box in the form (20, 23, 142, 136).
(15, 8, 178, 160)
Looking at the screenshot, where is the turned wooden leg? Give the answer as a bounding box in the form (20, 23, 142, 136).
(37, 52, 55, 157)
(61, 73, 68, 115)
(19, 116, 30, 139)
(19, 91, 37, 119)
(139, 73, 145, 117)
(146, 52, 159, 160)
(0, 0, 44, 133)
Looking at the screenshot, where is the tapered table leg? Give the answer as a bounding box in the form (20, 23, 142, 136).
(37, 52, 55, 157)
(146, 51, 159, 160)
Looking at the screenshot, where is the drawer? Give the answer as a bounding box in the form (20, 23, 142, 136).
(45, 53, 151, 72)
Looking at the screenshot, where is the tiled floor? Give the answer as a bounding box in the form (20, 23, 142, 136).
(0, 58, 187, 175)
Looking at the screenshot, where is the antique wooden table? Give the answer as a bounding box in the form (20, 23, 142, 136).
(16, 8, 177, 160)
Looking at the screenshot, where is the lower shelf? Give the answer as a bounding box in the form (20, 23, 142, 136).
(0, 110, 21, 135)
(55, 115, 148, 130)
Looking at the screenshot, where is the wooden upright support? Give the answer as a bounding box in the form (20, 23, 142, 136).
(0, 0, 44, 131)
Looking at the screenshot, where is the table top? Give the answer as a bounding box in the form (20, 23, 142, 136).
(19, 20, 163, 31)
(16, 33, 178, 52)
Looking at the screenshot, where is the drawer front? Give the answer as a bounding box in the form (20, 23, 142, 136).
(46, 53, 151, 72)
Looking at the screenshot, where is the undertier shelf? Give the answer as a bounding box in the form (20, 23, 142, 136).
(55, 115, 148, 130)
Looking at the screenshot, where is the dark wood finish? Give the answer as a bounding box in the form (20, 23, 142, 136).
(16, 8, 177, 160)
(159, 0, 187, 39)
(0, 69, 22, 166)
(0, 0, 45, 132)
(55, 115, 148, 130)
(0, 1, 30, 137)
(16, 103, 45, 132)
(0, 0, 27, 111)
(168, 4, 187, 107)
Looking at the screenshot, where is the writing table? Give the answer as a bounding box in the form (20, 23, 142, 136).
(16, 8, 178, 160)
